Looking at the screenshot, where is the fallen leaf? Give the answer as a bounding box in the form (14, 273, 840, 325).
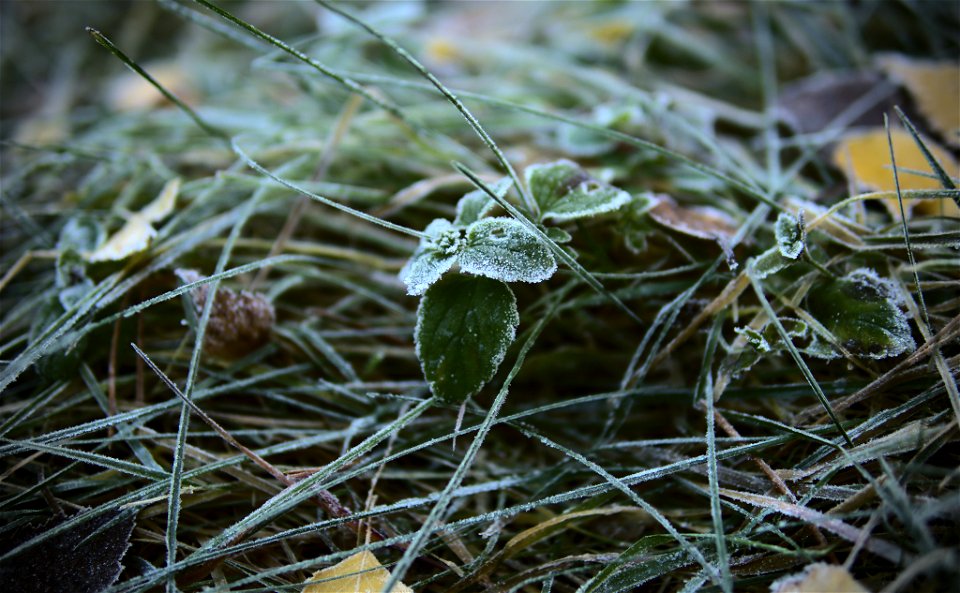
(107, 61, 197, 112)
(879, 54, 960, 146)
(647, 194, 738, 243)
(139, 176, 180, 222)
(176, 269, 275, 359)
(87, 178, 180, 262)
(0, 508, 136, 593)
(303, 551, 414, 593)
(770, 562, 871, 593)
(830, 128, 959, 219)
(777, 71, 900, 134)
(587, 21, 635, 45)
(647, 194, 739, 268)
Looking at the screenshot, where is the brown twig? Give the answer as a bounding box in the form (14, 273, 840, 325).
(713, 409, 834, 559)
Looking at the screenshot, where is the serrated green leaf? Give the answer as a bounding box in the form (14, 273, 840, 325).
(415, 275, 519, 403)
(805, 268, 915, 359)
(525, 159, 631, 221)
(454, 177, 512, 226)
(459, 217, 557, 283)
(735, 326, 772, 352)
(775, 211, 804, 259)
(544, 226, 572, 244)
(399, 249, 457, 296)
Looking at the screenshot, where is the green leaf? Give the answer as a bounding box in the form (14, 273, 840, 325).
(749, 247, 793, 279)
(56, 249, 95, 310)
(555, 123, 618, 157)
(56, 217, 102, 309)
(29, 296, 87, 381)
(805, 268, 915, 359)
(400, 250, 456, 296)
(399, 219, 464, 295)
(735, 326, 772, 353)
(460, 217, 557, 283)
(415, 275, 519, 403)
(454, 178, 512, 226)
(525, 159, 631, 222)
(775, 211, 804, 259)
(544, 226, 572, 244)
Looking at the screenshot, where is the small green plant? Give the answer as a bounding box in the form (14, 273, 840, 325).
(2, 1, 959, 592)
(402, 160, 633, 402)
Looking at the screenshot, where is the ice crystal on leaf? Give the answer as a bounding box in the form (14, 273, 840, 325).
(400, 219, 463, 296)
(460, 217, 557, 283)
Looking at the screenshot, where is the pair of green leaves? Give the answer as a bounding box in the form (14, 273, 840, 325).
(406, 160, 631, 403)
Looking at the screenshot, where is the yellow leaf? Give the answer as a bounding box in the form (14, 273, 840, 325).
(140, 177, 181, 223)
(424, 38, 461, 66)
(879, 54, 960, 146)
(588, 22, 635, 45)
(302, 551, 414, 593)
(86, 216, 156, 263)
(831, 128, 960, 219)
(107, 61, 197, 112)
(86, 178, 180, 262)
(770, 563, 871, 593)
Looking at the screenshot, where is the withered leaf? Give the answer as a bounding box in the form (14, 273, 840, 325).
(830, 128, 959, 219)
(302, 551, 413, 593)
(0, 508, 136, 593)
(176, 269, 275, 359)
(770, 562, 871, 593)
(879, 54, 960, 146)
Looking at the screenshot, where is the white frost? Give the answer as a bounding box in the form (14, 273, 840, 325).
(459, 217, 557, 283)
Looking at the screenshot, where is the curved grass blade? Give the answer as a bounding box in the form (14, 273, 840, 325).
(315, 0, 538, 216)
(86, 28, 227, 141)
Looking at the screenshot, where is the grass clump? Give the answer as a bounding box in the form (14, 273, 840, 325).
(1, 2, 958, 592)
